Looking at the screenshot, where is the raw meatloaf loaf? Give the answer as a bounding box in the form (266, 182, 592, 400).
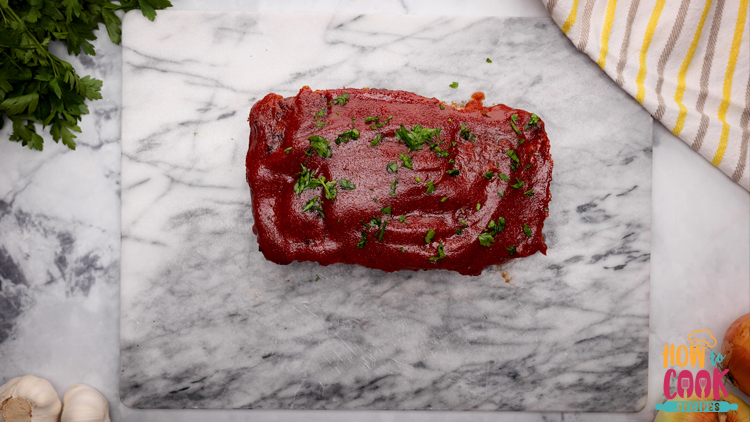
(246, 87, 552, 276)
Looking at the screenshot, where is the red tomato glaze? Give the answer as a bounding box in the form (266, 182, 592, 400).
(246, 87, 552, 276)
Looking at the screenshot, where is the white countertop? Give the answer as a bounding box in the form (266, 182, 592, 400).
(0, 1, 748, 421)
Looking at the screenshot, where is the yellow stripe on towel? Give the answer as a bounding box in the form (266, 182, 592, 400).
(597, 0, 619, 68)
(562, 0, 580, 34)
(636, 0, 667, 103)
(712, 0, 748, 166)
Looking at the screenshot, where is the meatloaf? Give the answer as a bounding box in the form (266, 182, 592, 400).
(246, 87, 552, 276)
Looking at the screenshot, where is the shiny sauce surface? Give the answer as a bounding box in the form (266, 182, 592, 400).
(246, 87, 553, 276)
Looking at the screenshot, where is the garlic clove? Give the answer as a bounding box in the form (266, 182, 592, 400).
(0, 375, 62, 422)
(60, 384, 110, 422)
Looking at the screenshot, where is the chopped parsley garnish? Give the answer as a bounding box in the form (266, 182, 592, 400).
(498, 217, 506, 231)
(365, 116, 379, 123)
(387, 162, 399, 173)
(398, 153, 413, 169)
(476, 203, 481, 211)
(459, 124, 472, 141)
(357, 230, 367, 248)
(373, 198, 379, 202)
(307, 135, 332, 158)
(315, 122, 327, 128)
(390, 178, 399, 196)
(461, 219, 467, 227)
(294, 164, 319, 194)
(486, 58, 493, 63)
(449, 82, 459, 89)
(335, 128, 360, 144)
(381, 206, 392, 214)
(395, 124, 437, 152)
(425, 180, 436, 194)
(377, 219, 388, 242)
(524, 113, 539, 130)
(415, 177, 422, 182)
(440, 104, 445, 110)
(302, 196, 325, 218)
(284, 147, 292, 154)
(510, 114, 522, 136)
(506, 246, 516, 255)
(449, 158, 455, 164)
(339, 179, 356, 190)
(484, 171, 494, 180)
(400, 247, 405, 253)
(425, 230, 436, 243)
(456, 228, 463, 235)
(314, 109, 325, 121)
(429, 242, 446, 260)
(506, 150, 519, 163)
(526, 164, 532, 169)
(441, 197, 448, 202)
(478, 233, 495, 247)
(544, 207, 549, 213)
(511, 178, 524, 189)
(331, 93, 349, 106)
(523, 223, 532, 237)
(399, 215, 406, 223)
(498, 190, 504, 197)
(524, 188, 535, 196)
(498, 173, 510, 181)
(317, 176, 338, 200)
(446, 169, 460, 177)
(370, 134, 383, 146)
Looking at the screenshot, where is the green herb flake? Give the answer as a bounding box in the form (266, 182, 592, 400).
(302, 196, 325, 218)
(446, 169, 460, 177)
(395, 124, 437, 152)
(415, 177, 422, 182)
(339, 179, 356, 190)
(315, 275, 320, 281)
(425, 180, 436, 194)
(332, 93, 350, 106)
(335, 128, 360, 145)
(381, 206, 392, 215)
(498, 189, 505, 198)
(400, 247, 405, 253)
(511, 178, 524, 189)
(498, 173, 510, 182)
(524, 188, 535, 196)
(524, 113, 540, 130)
(314, 109, 325, 121)
(399, 215, 406, 223)
(478, 233, 495, 247)
(510, 114, 522, 135)
(449, 158, 455, 164)
(506, 246, 516, 255)
(506, 150, 520, 163)
(425, 230, 436, 243)
(461, 219, 467, 227)
(484, 171, 494, 180)
(441, 197, 448, 202)
(456, 228, 463, 235)
(429, 242, 446, 261)
(365, 116, 379, 123)
(387, 162, 399, 173)
(293, 164, 320, 194)
(498, 217, 506, 232)
(284, 147, 293, 154)
(398, 153, 414, 169)
(373, 198, 379, 203)
(523, 223, 532, 237)
(476, 203, 481, 211)
(544, 207, 549, 213)
(459, 124, 472, 141)
(526, 164, 532, 169)
(315, 122, 327, 128)
(449, 82, 459, 89)
(307, 135, 332, 158)
(486, 58, 493, 63)
(390, 178, 399, 197)
(357, 230, 367, 248)
(370, 134, 383, 147)
(377, 219, 388, 242)
(440, 104, 445, 110)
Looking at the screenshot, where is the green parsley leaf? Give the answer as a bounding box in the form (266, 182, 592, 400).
(314, 108, 325, 121)
(524, 188, 535, 196)
(425, 180, 436, 194)
(415, 177, 422, 182)
(395, 124, 437, 151)
(498, 217, 506, 232)
(357, 231, 367, 248)
(331, 93, 349, 106)
(339, 179, 356, 190)
(544, 207, 549, 213)
(294, 164, 321, 194)
(284, 147, 293, 154)
(307, 135, 332, 158)
(390, 178, 399, 196)
(484, 171, 494, 180)
(526, 164, 532, 169)
(506, 150, 519, 163)
(486, 58, 493, 63)
(476, 203, 481, 211)
(318, 176, 338, 200)
(370, 134, 383, 146)
(398, 153, 413, 169)
(302, 196, 325, 218)
(459, 124, 472, 141)
(523, 223, 532, 237)
(498, 173, 510, 181)
(399, 215, 406, 223)
(400, 247, 405, 252)
(510, 114, 522, 135)
(315, 122, 327, 128)
(461, 219, 467, 227)
(449, 82, 459, 89)
(381, 206, 392, 214)
(373, 198, 379, 202)
(446, 169, 460, 177)
(365, 116, 379, 123)
(456, 228, 463, 235)
(377, 219, 388, 242)
(524, 113, 540, 130)
(478, 233, 495, 247)
(335, 128, 360, 144)
(498, 190, 504, 197)
(449, 158, 455, 164)
(387, 162, 399, 173)
(429, 242, 446, 260)
(441, 197, 448, 202)
(511, 178, 524, 189)
(425, 230, 436, 243)
(506, 246, 516, 255)
(440, 104, 445, 110)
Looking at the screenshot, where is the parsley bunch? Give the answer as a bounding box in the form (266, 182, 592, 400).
(0, 0, 172, 150)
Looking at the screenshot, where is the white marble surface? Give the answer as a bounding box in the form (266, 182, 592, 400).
(119, 11, 651, 411)
(0, 1, 747, 421)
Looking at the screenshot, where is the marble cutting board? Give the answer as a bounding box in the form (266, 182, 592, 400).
(120, 11, 652, 411)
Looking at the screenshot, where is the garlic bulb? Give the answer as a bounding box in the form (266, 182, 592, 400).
(60, 384, 110, 422)
(0, 375, 62, 422)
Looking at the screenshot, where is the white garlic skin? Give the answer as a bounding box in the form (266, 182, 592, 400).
(60, 384, 110, 422)
(0, 375, 62, 422)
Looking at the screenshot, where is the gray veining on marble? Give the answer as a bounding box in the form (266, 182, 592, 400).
(119, 12, 652, 411)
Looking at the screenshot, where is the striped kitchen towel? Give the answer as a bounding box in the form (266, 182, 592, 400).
(543, 0, 750, 191)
